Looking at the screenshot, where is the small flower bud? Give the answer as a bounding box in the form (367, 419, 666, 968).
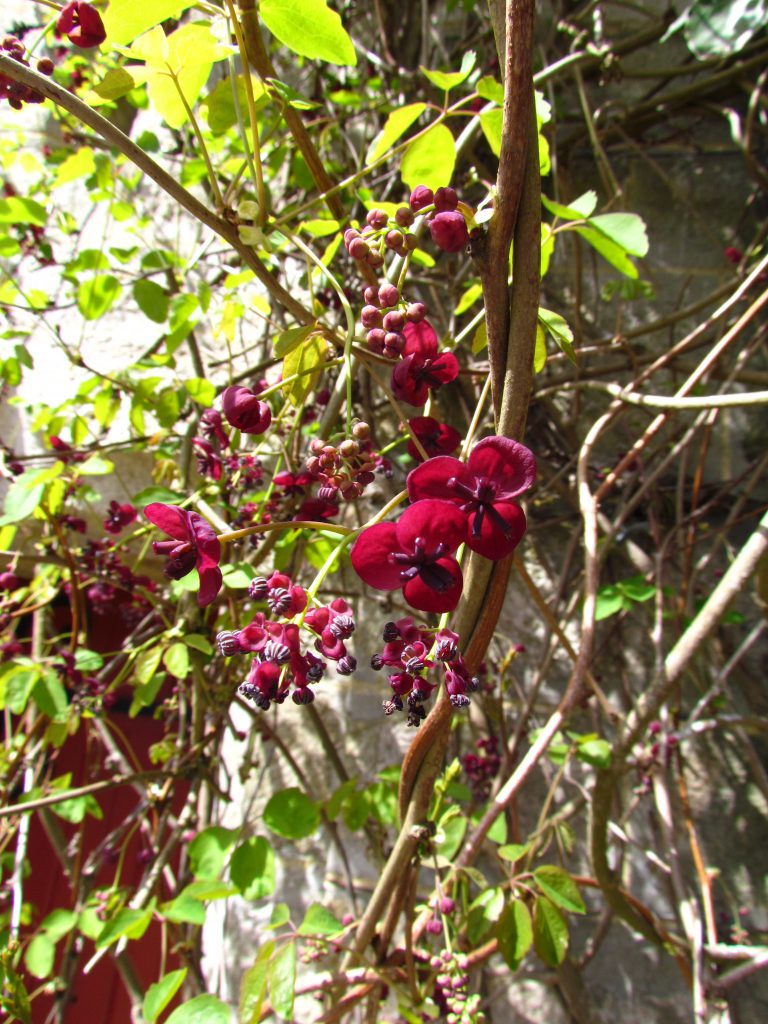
(409, 185, 434, 212)
(363, 285, 379, 306)
(361, 305, 383, 328)
(338, 439, 360, 458)
(248, 577, 270, 600)
(366, 328, 386, 353)
(429, 211, 470, 253)
(348, 238, 370, 260)
(330, 614, 356, 639)
(383, 310, 406, 332)
(352, 421, 371, 440)
(337, 655, 357, 675)
(378, 282, 400, 308)
(406, 302, 427, 322)
(36, 57, 55, 75)
(395, 206, 414, 227)
(433, 186, 459, 212)
(366, 208, 389, 229)
(385, 229, 405, 251)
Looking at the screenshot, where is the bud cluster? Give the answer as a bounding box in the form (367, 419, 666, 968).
(216, 575, 356, 709)
(304, 422, 384, 503)
(428, 949, 485, 1024)
(371, 618, 478, 726)
(0, 36, 52, 110)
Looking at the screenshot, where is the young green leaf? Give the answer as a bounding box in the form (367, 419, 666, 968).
(533, 866, 586, 914)
(239, 945, 274, 1024)
(400, 124, 456, 191)
(420, 51, 476, 92)
(260, 0, 357, 66)
(533, 896, 569, 966)
(188, 826, 238, 880)
(263, 788, 320, 839)
(230, 837, 275, 901)
(367, 103, 427, 164)
(496, 899, 533, 970)
(164, 994, 231, 1024)
(268, 942, 297, 1021)
(143, 969, 188, 1024)
(297, 903, 345, 937)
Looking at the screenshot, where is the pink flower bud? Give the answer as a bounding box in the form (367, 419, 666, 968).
(429, 211, 469, 253)
(409, 185, 434, 212)
(221, 386, 272, 435)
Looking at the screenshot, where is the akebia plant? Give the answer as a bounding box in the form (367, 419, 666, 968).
(144, 503, 222, 606)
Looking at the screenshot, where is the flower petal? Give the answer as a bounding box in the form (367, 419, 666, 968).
(407, 455, 468, 503)
(197, 564, 223, 607)
(466, 501, 527, 560)
(403, 319, 438, 360)
(468, 437, 536, 499)
(350, 523, 405, 590)
(403, 558, 463, 612)
(396, 499, 467, 554)
(144, 503, 192, 542)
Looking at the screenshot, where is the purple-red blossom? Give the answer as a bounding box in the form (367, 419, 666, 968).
(103, 500, 137, 535)
(221, 385, 272, 435)
(407, 435, 536, 560)
(407, 416, 462, 462)
(56, 2, 106, 48)
(391, 320, 459, 408)
(350, 499, 467, 613)
(429, 210, 470, 253)
(144, 503, 222, 607)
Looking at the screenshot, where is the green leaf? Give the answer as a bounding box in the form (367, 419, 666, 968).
(454, 282, 483, 316)
(266, 77, 319, 110)
(282, 333, 327, 406)
(93, 68, 136, 101)
(533, 866, 586, 914)
(163, 642, 190, 679)
(594, 584, 626, 621)
(420, 51, 476, 92)
(498, 843, 531, 863)
(617, 576, 656, 602)
(297, 903, 344, 937)
(222, 563, 258, 589)
(0, 474, 45, 526)
(436, 813, 467, 861)
(77, 276, 122, 320)
(538, 308, 576, 363)
(230, 837, 275, 901)
(0, 197, 46, 226)
(53, 792, 103, 824)
(574, 226, 639, 278)
(24, 935, 55, 979)
(77, 455, 114, 475)
(472, 320, 488, 355)
(263, 787, 320, 840)
(541, 190, 598, 221)
(188, 826, 238, 880)
(133, 279, 169, 323)
(260, 0, 357, 66)
(54, 148, 96, 186)
(0, 665, 41, 714)
(678, 0, 768, 59)
(366, 103, 426, 163)
(104, 0, 196, 45)
(41, 909, 78, 940)
(273, 324, 316, 358)
(33, 671, 68, 720)
(476, 75, 504, 104)
(134, 645, 164, 686)
(165, 994, 231, 1024)
(180, 880, 237, 901)
(133, 485, 183, 505)
(160, 894, 206, 925)
(467, 886, 505, 945)
(587, 213, 649, 257)
(534, 324, 547, 373)
(239, 945, 273, 1024)
(143, 968, 187, 1024)
(268, 941, 296, 1021)
(575, 737, 612, 768)
(400, 123, 456, 191)
(479, 108, 503, 156)
(496, 899, 533, 970)
(184, 634, 213, 655)
(95, 906, 154, 949)
(533, 896, 569, 966)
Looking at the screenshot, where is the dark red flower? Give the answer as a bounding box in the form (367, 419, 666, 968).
(350, 498, 467, 613)
(407, 416, 462, 461)
(103, 500, 137, 535)
(407, 436, 535, 560)
(391, 321, 459, 407)
(409, 185, 434, 212)
(144, 503, 222, 606)
(56, 2, 106, 49)
(221, 385, 272, 435)
(429, 210, 469, 253)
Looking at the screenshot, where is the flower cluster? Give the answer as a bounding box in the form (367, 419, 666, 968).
(217, 579, 356, 709)
(1, 36, 52, 110)
(461, 735, 501, 801)
(304, 422, 383, 504)
(350, 436, 536, 613)
(103, 500, 138, 535)
(370, 617, 478, 722)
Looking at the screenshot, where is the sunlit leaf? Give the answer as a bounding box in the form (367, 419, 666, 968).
(260, 0, 357, 66)
(400, 123, 456, 191)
